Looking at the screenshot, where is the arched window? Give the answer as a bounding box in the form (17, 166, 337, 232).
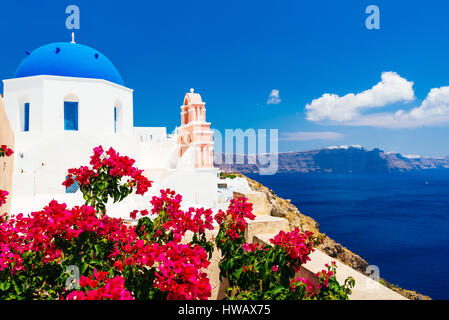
(64, 94, 79, 131)
(178, 135, 186, 157)
(23, 102, 30, 132)
(114, 100, 123, 133)
(186, 133, 192, 144)
(114, 106, 117, 133)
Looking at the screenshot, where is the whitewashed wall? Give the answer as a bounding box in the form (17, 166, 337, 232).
(12, 132, 141, 196)
(157, 168, 219, 208)
(2, 75, 133, 135)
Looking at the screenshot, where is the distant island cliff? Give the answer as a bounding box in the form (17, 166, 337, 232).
(216, 146, 449, 173)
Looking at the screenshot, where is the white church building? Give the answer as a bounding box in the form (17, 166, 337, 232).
(2, 38, 221, 217)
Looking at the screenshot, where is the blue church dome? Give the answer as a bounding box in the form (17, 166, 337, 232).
(14, 42, 125, 86)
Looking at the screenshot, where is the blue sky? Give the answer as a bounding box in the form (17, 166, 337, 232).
(2, 0, 449, 156)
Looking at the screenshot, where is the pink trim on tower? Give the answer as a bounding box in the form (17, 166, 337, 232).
(178, 89, 214, 168)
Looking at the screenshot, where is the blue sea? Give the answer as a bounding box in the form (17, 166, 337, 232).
(247, 171, 449, 300)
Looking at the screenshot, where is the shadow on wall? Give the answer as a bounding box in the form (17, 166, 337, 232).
(0, 94, 15, 215)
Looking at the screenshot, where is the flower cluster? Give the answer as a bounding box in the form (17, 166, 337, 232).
(0, 190, 8, 208)
(66, 269, 133, 300)
(0, 145, 13, 211)
(0, 215, 27, 274)
(109, 233, 212, 300)
(64, 146, 152, 195)
(0, 200, 132, 273)
(0, 145, 13, 158)
(215, 197, 255, 240)
(0, 193, 213, 300)
(153, 242, 211, 300)
(315, 261, 337, 288)
(242, 243, 265, 253)
(129, 209, 149, 220)
(100, 147, 152, 195)
(63, 166, 96, 188)
(269, 228, 315, 271)
(62, 146, 153, 214)
(149, 189, 214, 243)
(290, 277, 315, 293)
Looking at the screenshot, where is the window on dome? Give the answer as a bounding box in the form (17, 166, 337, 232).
(23, 102, 30, 132)
(64, 101, 78, 131)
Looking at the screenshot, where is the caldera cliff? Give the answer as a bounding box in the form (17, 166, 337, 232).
(217, 146, 449, 174)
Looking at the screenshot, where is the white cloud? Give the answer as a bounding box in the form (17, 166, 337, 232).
(267, 89, 281, 105)
(306, 71, 415, 122)
(410, 86, 449, 120)
(339, 86, 449, 128)
(280, 131, 344, 141)
(305, 72, 449, 128)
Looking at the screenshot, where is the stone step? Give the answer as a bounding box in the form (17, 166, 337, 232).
(304, 250, 407, 300)
(245, 215, 289, 243)
(233, 190, 269, 216)
(253, 233, 407, 300)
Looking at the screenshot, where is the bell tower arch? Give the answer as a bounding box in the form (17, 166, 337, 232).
(178, 89, 214, 168)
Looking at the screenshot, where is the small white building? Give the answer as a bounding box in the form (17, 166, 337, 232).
(2, 39, 219, 216)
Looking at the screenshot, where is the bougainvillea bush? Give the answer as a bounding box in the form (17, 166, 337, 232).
(0, 146, 354, 300)
(0, 145, 13, 158)
(215, 198, 354, 300)
(62, 146, 152, 215)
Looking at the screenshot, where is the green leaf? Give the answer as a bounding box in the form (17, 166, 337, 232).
(94, 244, 103, 256)
(271, 285, 284, 296)
(235, 268, 243, 280)
(81, 262, 89, 274)
(12, 280, 21, 295)
(0, 282, 11, 292)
